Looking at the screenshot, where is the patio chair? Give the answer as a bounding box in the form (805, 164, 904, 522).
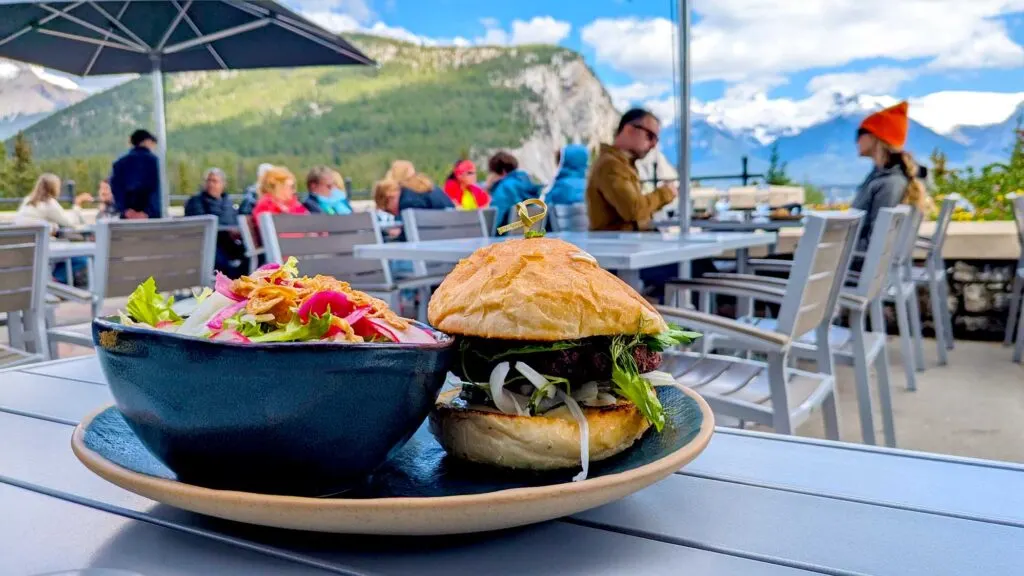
(1002, 194, 1023, 351)
(687, 208, 907, 446)
(657, 211, 863, 438)
(0, 224, 51, 368)
(402, 208, 490, 321)
(46, 216, 218, 355)
(726, 186, 759, 209)
(259, 212, 444, 312)
(911, 195, 958, 363)
(237, 214, 264, 274)
(549, 203, 588, 233)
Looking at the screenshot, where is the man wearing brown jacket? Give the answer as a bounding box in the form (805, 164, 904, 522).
(587, 108, 677, 231)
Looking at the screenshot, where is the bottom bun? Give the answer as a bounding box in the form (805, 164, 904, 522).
(429, 388, 652, 470)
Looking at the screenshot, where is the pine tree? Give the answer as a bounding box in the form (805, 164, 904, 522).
(175, 159, 193, 196)
(765, 143, 793, 186)
(10, 132, 38, 195)
(0, 145, 10, 198)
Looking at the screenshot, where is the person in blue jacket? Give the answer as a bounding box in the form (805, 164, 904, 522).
(109, 129, 161, 219)
(543, 144, 589, 206)
(486, 151, 542, 232)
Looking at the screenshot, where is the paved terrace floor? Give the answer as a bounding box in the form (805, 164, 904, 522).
(8, 297, 1024, 465)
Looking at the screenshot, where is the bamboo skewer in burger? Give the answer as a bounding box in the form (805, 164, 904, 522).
(428, 200, 699, 481)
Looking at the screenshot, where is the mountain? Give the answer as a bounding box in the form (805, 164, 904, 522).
(12, 34, 675, 196)
(952, 102, 1023, 161)
(0, 60, 87, 140)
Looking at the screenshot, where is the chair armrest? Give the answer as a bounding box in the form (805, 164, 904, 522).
(702, 272, 788, 287)
(47, 281, 94, 304)
(655, 305, 791, 353)
(666, 277, 788, 306)
(745, 258, 794, 274)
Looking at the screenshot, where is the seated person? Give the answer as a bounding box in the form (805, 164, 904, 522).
(95, 179, 120, 220)
(485, 151, 543, 232)
(443, 160, 490, 210)
(184, 167, 246, 279)
(16, 173, 92, 286)
(544, 144, 588, 206)
(302, 166, 353, 215)
(251, 166, 309, 237)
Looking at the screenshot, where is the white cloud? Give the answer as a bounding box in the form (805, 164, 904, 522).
(607, 81, 672, 110)
(292, 0, 374, 24)
(806, 67, 916, 96)
(509, 17, 572, 45)
(581, 1, 1024, 83)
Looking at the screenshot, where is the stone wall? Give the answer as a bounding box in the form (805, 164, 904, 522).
(943, 260, 1019, 341)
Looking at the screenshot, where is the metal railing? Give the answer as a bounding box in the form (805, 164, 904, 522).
(648, 156, 765, 187)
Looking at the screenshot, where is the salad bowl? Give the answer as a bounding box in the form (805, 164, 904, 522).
(92, 315, 455, 496)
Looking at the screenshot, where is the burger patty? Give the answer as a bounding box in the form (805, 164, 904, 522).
(457, 336, 662, 384)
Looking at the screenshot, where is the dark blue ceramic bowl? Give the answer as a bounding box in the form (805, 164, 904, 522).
(92, 316, 455, 496)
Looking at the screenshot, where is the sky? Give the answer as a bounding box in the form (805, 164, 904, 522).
(282, 0, 1024, 137)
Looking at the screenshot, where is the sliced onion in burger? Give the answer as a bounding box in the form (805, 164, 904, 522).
(489, 362, 527, 416)
(514, 361, 556, 398)
(555, 388, 590, 482)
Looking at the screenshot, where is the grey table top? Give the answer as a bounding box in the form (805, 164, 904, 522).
(691, 218, 806, 232)
(3, 356, 1024, 575)
(353, 231, 777, 270)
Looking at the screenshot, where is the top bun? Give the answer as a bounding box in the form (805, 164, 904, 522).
(428, 237, 668, 341)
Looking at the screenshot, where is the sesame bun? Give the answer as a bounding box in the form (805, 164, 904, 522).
(430, 388, 651, 470)
(427, 237, 668, 341)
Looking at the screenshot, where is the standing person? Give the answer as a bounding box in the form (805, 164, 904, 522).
(587, 109, 676, 231)
(251, 166, 309, 236)
(485, 151, 542, 231)
(238, 163, 274, 215)
(443, 160, 489, 210)
(586, 109, 679, 302)
(302, 166, 352, 215)
(184, 168, 245, 278)
(543, 144, 589, 206)
(109, 129, 161, 219)
(852, 100, 931, 250)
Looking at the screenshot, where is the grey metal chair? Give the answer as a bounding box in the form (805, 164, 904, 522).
(259, 211, 443, 312)
(0, 224, 50, 368)
(237, 214, 264, 274)
(694, 207, 907, 446)
(549, 203, 588, 233)
(403, 208, 490, 321)
(911, 195, 958, 363)
(46, 216, 218, 355)
(1002, 194, 1023, 357)
(657, 211, 863, 438)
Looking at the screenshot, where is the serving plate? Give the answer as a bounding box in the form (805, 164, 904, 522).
(72, 386, 714, 535)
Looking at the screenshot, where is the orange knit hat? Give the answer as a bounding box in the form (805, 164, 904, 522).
(859, 101, 909, 149)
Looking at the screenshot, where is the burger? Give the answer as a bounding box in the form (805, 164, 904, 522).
(427, 237, 699, 481)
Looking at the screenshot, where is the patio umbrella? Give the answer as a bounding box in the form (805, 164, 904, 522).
(0, 0, 376, 217)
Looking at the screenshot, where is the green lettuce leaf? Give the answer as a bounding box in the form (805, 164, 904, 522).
(224, 315, 266, 339)
(611, 364, 666, 432)
(466, 340, 583, 362)
(249, 312, 333, 343)
(642, 323, 702, 352)
(281, 256, 299, 278)
(125, 277, 182, 326)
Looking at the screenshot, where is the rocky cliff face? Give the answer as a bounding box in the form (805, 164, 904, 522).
(0, 59, 87, 139)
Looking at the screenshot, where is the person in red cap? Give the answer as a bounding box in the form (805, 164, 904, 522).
(443, 159, 490, 210)
(852, 100, 931, 248)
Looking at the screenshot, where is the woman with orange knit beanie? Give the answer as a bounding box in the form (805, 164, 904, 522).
(852, 100, 931, 249)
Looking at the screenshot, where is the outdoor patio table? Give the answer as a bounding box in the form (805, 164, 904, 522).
(353, 231, 777, 290)
(2, 356, 1023, 575)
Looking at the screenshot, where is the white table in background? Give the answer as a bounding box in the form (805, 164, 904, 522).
(353, 231, 777, 291)
(47, 240, 97, 289)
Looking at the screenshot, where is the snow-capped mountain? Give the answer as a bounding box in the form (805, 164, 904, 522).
(0, 59, 87, 140)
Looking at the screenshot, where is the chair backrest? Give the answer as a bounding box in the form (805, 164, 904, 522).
(550, 203, 588, 232)
(929, 195, 959, 260)
(850, 206, 909, 302)
(767, 186, 805, 207)
(774, 211, 863, 339)
(1010, 194, 1024, 268)
(402, 208, 488, 276)
(891, 206, 923, 273)
(481, 208, 497, 237)
(690, 187, 719, 211)
(259, 212, 391, 286)
(236, 214, 262, 274)
(94, 216, 217, 300)
(0, 224, 49, 355)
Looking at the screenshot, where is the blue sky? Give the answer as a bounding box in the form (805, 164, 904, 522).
(290, 0, 1024, 135)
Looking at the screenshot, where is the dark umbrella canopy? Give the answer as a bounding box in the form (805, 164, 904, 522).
(0, 0, 376, 215)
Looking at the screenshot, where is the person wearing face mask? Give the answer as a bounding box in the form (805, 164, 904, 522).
(302, 166, 353, 215)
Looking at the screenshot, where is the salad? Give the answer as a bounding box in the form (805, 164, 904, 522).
(119, 257, 436, 344)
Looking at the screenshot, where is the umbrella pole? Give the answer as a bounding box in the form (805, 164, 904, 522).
(676, 0, 691, 235)
(151, 56, 170, 218)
